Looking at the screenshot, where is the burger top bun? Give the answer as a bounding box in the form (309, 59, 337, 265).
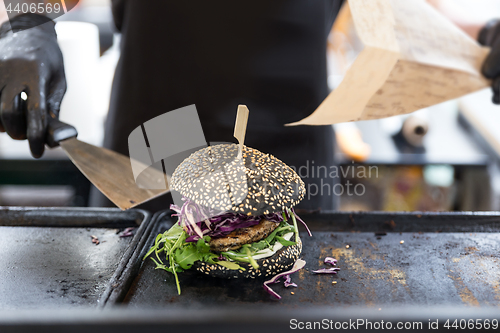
(170, 144, 305, 216)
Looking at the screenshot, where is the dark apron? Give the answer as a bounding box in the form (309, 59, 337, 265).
(92, 0, 343, 212)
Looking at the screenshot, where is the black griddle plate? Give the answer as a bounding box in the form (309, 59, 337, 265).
(0, 207, 151, 309)
(1, 209, 500, 332)
(124, 210, 500, 308)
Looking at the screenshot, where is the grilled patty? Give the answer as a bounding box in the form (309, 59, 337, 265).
(209, 218, 280, 252)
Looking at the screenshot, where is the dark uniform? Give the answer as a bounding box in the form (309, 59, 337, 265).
(93, 0, 343, 212)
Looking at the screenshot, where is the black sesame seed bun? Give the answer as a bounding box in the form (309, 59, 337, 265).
(170, 144, 305, 216)
(192, 234, 302, 279)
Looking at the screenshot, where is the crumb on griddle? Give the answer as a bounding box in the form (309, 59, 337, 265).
(91, 235, 100, 245)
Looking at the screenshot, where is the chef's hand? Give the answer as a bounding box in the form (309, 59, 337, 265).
(0, 14, 66, 158)
(479, 19, 500, 105)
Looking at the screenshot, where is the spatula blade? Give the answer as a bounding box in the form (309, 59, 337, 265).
(60, 138, 169, 210)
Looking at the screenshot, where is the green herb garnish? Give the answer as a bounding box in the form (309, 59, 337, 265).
(144, 216, 298, 295)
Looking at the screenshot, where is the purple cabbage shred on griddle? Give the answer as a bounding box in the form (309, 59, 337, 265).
(312, 268, 340, 274)
(284, 274, 298, 288)
(119, 227, 135, 238)
(263, 259, 306, 300)
(312, 256, 340, 274)
(324, 257, 337, 266)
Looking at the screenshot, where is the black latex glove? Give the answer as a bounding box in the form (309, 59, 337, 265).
(479, 18, 500, 105)
(0, 14, 66, 158)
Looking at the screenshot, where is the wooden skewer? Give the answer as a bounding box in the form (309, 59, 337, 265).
(234, 105, 249, 159)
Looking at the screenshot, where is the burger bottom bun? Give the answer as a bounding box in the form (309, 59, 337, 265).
(192, 235, 302, 279)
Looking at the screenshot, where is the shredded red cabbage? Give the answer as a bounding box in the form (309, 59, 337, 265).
(291, 207, 312, 237)
(312, 256, 340, 274)
(312, 268, 340, 274)
(268, 274, 297, 288)
(263, 259, 306, 299)
(119, 227, 135, 238)
(284, 274, 298, 288)
(170, 197, 218, 239)
(324, 257, 337, 266)
(171, 198, 283, 242)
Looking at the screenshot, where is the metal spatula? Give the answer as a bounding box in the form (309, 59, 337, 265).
(46, 117, 168, 210)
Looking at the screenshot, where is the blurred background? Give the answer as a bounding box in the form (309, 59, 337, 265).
(1, 0, 500, 212)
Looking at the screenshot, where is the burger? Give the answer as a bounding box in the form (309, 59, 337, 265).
(144, 143, 310, 294)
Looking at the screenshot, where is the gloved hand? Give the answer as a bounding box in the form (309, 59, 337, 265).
(479, 18, 500, 105)
(0, 14, 66, 158)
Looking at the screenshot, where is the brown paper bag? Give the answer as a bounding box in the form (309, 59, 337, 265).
(287, 0, 490, 126)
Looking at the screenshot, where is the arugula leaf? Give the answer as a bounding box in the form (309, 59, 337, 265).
(169, 231, 187, 255)
(222, 251, 252, 263)
(276, 236, 296, 246)
(174, 245, 202, 270)
(264, 226, 280, 244)
(144, 212, 298, 295)
(201, 253, 219, 264)
(196, 236, 212, 253)
(251, 240, 268, 251)
(216, 261, 245, 270)
(150, 257, 166, 270)
(243, 244, 259, 269)
(162, 223, 184, 240)
(143, 240, 159, 260)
